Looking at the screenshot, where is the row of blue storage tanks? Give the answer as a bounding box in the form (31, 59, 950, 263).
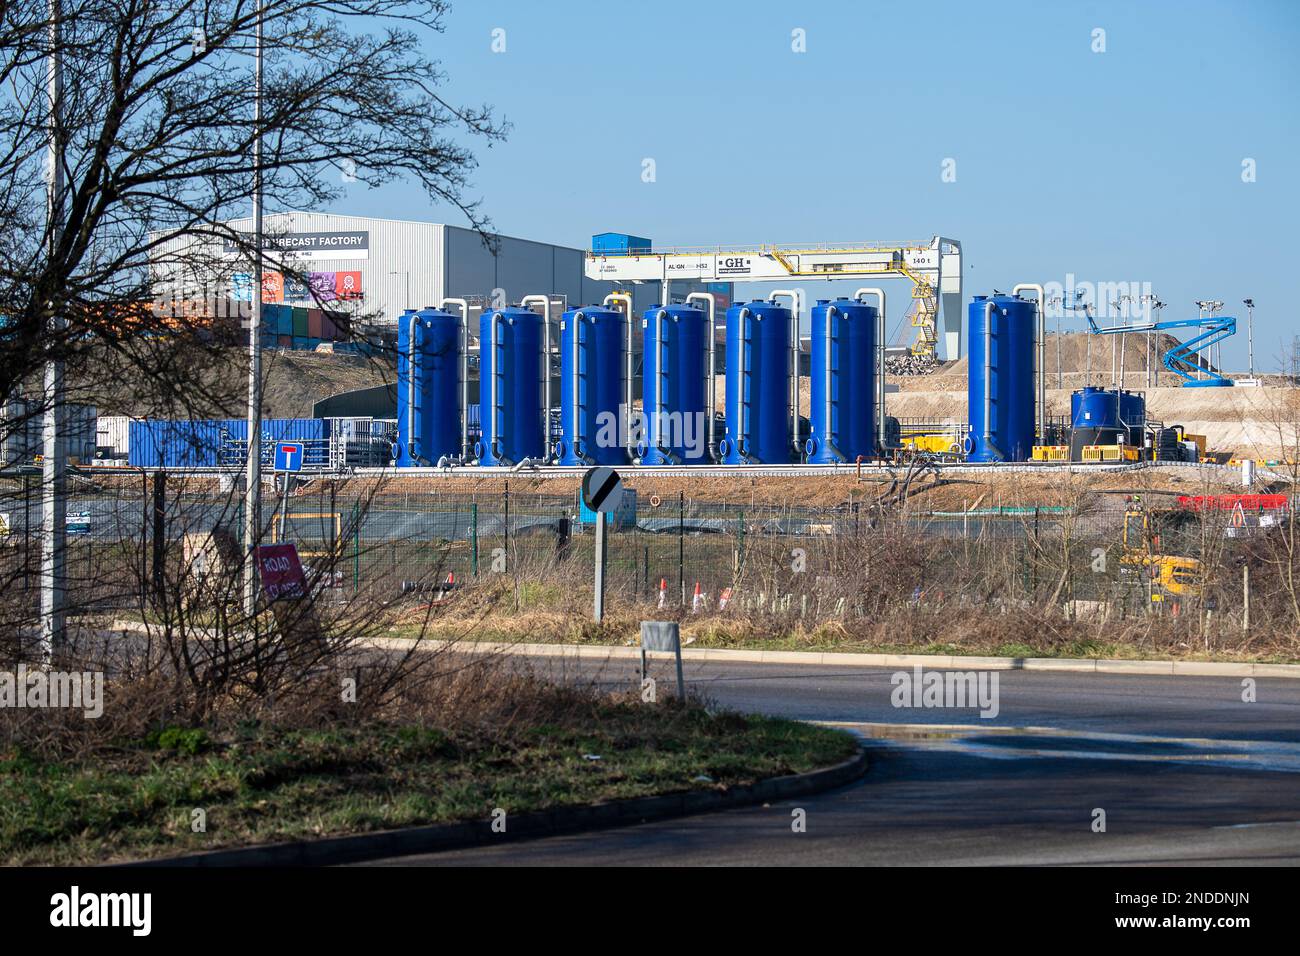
(396, 297, 883, 467)
(399, 291, 1147, 469)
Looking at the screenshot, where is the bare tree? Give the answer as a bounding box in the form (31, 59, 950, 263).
(0, 0, 504, 649)
(0, 0, 505, 422)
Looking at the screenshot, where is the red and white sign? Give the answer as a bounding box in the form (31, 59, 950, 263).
(261, 270, 284, 302)
(335, 271, 363, 300)
(257, 543, 307, 602)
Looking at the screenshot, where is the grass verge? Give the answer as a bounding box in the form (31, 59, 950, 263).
(0, 696, 856, 865)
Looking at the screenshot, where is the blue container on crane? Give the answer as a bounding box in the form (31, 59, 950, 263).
(396, 307, 463, 466)
(720, 300, 793, 465)
(807, 297, 877, 463)
(640, 303, 711, 465)
(477, 306, 546, 466)
(556, 305, 629, 466)
(967, 294, 1037, 462)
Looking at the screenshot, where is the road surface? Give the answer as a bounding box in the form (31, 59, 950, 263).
(361, 656, 1300, 865)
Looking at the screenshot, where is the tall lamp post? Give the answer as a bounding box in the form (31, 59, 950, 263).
(243, 0, 265, 616)
(41, 0, 66, 662)
(1242, 298, 1255, 379)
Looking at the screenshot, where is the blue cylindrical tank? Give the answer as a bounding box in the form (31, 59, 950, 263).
(556, 305, 628, 466)
(807, 298, 877, 463)
(721, 300, 793, 464)
(1071, 386, 1146, 445)
(396, 308, 462, 466)
(1071, 385, 1119, 430)
(966, 294, 1037, 462)
(1119, 389, 1145, 445)
(640, 304, 710, 465)
(477, 306, 545, 466)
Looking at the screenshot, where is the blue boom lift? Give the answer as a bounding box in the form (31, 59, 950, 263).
(1076, 296, 1236, 388)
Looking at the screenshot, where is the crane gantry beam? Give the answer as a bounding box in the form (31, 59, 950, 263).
(584, 236, 964, 360)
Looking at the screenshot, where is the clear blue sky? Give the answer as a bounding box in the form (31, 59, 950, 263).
(345, 0, 1299, 371)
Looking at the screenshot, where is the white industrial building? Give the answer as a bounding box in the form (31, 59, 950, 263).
(154, 211, 723, 327)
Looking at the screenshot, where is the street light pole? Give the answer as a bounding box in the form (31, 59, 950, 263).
(243, 0, 264, 616)
(40, 0, 66, 662)
(1243, 299, 1255, 379)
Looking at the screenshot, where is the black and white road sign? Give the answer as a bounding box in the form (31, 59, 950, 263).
(581, 466, 623, 514)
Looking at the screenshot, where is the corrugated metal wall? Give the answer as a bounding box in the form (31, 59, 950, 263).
(128, 418, 330, 468)
(153, 212, 716, 334)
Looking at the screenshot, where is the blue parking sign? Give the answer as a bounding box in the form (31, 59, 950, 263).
(274, 442, 304, 473)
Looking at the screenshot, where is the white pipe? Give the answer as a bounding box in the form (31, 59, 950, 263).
(603, 292, 635, 455)
(520, 294, 553, 460)
(981, 300, 1002, 459)
(440, 297, 470, 461)
(684, 292, 717, 460)
(769, 289, 801, 455)
(855, 288, 887, 453)
(1012, 282, 1046, 446)
(821, 304, 843, 461)
(652, 308, 669, 460)
(488, 311, 505, 463)
(406, 310, 423, 464)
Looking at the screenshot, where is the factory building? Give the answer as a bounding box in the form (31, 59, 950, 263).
(151, 211, 726, 330)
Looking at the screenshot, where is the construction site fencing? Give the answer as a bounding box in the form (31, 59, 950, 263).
(1, 474, 1294, 639)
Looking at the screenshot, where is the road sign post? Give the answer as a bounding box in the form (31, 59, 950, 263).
(593, 513, 606, 621)
(273, 442, 303, 543)
(640, 621, 685, 700)
(581, 467, 623, 622)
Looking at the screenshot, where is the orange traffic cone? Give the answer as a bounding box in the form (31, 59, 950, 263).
(657, 578, 667, 610)
(692, 582, 705, 613)
(719, 587, 732, 611)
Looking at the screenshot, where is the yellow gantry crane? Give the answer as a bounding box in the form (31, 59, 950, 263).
(584, 236, 964, 359)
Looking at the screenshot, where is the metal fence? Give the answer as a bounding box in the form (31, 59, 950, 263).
(0, 475, 1291, 623)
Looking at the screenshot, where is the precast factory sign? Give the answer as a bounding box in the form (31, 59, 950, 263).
(222, 230, 370, 261)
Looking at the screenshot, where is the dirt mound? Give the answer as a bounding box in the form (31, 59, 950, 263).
(65, 343, 395, 420)
(927, 332, 1209, 387)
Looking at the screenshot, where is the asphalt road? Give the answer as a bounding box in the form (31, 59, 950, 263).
(362, 656, 1300, 866)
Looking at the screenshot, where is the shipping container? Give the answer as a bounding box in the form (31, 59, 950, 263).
(128, 417, 331, 468)
(591, 232, 652, 256)
(278, 334, 292, 348)
(292, 306, 309, 338)
(307, 308, 324, 338)
(128, 419, 228, 468)
(95, 415, 137, 458)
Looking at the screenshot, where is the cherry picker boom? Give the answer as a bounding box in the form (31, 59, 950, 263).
(1085, 312, 1236, 388)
